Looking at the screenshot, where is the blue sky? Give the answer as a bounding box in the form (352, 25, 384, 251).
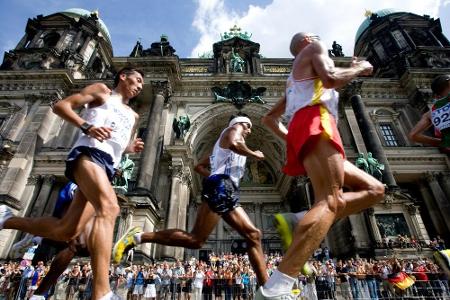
(0, 0, 449, 58)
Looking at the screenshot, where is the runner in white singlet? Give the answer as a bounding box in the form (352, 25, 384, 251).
(0, 67, 145, 300)
(112, 113, 270, 287)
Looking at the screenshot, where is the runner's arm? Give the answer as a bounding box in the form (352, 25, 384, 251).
(224, 128, 264, 160)
(311, 43, 372, 89)
(53, 83, 110, 128)
(262, 95, 288, 140)
(124, 113, 144, 154)
(53, 83, 113, 142)
(194, 152, 211, 177)
(408, 111, 442, 146)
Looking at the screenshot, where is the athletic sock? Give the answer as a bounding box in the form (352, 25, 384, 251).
(134, 232, 142, 244)
(295, 210, 307, 223)
(99, 291, 114, 300)
(263, 269, 296, 296)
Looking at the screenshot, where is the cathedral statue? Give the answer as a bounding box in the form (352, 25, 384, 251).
(367, 152, 384, 181)
(112, 154, 135, 194)
(331, 41, 344, 57)
(355, 153, 369, 173)
(230, 48, 245, 72)
(172, 115, 191, 139)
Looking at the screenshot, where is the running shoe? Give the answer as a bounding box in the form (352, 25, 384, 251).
(273, 212, 313, 276)
(29, 295, 46, 300)
(254, 286, 294, 300)
(112, 226, 142, 264)
(273, 213, 297, 252)
(10, 233, 34, 259)
(0, 205, 13, 230)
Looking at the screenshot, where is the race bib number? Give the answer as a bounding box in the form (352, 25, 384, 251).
(431, 102, 450, 131)
(104, 108, 134, 147)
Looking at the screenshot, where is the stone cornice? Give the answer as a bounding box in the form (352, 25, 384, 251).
(113, 56, 181, 87)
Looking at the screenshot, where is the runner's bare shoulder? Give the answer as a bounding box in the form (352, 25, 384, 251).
(83, 83, 111, 107)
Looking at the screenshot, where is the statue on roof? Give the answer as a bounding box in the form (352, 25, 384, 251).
(239, 31, 252, 40)
(331, 41, 344, 57)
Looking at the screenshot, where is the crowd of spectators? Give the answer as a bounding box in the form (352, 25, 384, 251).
(0, 251, 448, 300)
(376, 235, 446, 251)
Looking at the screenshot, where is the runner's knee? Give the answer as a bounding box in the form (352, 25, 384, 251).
(96, 197, 120, 218)
(327, 188, 346, 215)
(56, 219, 81, 241)
(190, 237, 207, 249)
(368, 181, 385, 202)
(244, 227, 262, 246)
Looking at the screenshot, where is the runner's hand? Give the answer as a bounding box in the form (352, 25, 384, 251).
(87, 126, 112, 142)
(253, 150, 265, 160)
(125, 138, 145, 153)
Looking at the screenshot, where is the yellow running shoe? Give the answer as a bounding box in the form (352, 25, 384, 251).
(273, 212, 313, 276)
(273, 213, 297, 252)
(112, 226, 142, 264)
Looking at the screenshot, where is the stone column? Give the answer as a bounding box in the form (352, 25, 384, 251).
(29, 175, 55, 218)
(366, 208, 381, 242)
(161, 161, 188, 259)
(405, 204, 430, 243)
(175, 169, 190, 259)
(117, 200, 136, 240)
(255, 202, 262, 230)
(439, 173, 450, 198)
(137, 82, 169, 193)
(217, 219, 224, 240)
(351, 92, 397, 187)
(71, 31, 84, 51)
(425, 172, 450, 232)
(418, 182, 446, 236)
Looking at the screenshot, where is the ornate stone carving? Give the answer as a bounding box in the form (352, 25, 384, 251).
(383, 193, 394, 209)
(182, 66, 209, 73)
(27, 174, 41, 185)
(342, 80, 363, 100)
(181, 169, 192, 187)
(262, 65, 291, 73)
(169, 163, 183, 179)
(405, 203, 418, 215)
(42, 175, 56, 185)
(211, 81, 266, 109)
(151, 81, 172, 102)
(424, 172, 437, 183)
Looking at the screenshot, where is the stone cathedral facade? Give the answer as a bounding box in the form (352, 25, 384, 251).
(0, 8, 448, 262)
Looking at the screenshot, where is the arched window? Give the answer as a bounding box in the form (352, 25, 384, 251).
(91, 57, 104, 74)
(43, 32, 61, 48)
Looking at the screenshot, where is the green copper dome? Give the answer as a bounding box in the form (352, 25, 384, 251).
(59, 8, 111, 43)
(355, 8, 400, 42)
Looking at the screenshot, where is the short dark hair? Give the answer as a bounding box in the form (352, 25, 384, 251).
(228, 112, 250, 123)
(113, 67, 144, 88)
(430, 74, 450, 96)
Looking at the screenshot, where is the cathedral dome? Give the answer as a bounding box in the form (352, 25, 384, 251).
(59, 8, 111, 43)
(355, 8, 400, 43)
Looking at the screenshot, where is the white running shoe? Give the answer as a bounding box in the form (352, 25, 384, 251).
(0, 205, 13, 230)
(254, 286, 294, 300)
(10, 233, 35, 259)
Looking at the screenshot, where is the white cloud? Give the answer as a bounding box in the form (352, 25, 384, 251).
(190, 0, 443, 58)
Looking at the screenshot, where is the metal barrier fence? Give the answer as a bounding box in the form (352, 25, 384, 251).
(3, 276, 450, 299)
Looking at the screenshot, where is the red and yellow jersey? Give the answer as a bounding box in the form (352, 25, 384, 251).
(285, 74, 339, 123)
